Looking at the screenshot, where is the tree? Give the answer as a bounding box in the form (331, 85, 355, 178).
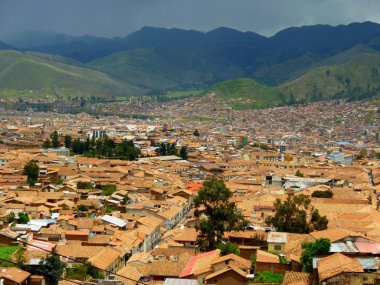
(23, 161, 39, 186)
(50, 131, 61, 148)
(42, 139, 52, 149)
(194, 178, 248, 251)
(266, 194, 328, 234)
(193, 129, 200, 137)
(250, 254, 256, 273)
(6, 212, 15, 224)
(300, 238, 331, 272)
(311, 190, 333, 198)
(217, 241, 240, 256)
(64, 135, 72, 148)
(179, 146, 188, 160)
(39, 249, 66, 285)
(295, 170, 304, 177)
(18, 212, 29, 224)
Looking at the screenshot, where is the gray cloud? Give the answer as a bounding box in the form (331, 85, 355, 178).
(0, 0, 379, 39)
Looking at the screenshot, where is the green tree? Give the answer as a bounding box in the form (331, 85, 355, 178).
(193, 129, 200, 137)
(217, 241, 240, 256)
(266, 194, 328, 234)
(6, 212, 15, 224)
(42, 139, 52, 149)
(101, 184, 117, 196)
(311, 190, 333, 198)
(51, 131, 61, 148)
(179, 146, 188, 160)
(77, 205, 89, 212)
(39, 249, 66, 285)
(64, 135, 72, 148)
(300, 238, 331, 272)
(295, 170, 304, 177)
(23, 161, 39, 186)
(18, 212, 29, 224)
(250, 254, 256, 273)
(194, 178, 248, 251)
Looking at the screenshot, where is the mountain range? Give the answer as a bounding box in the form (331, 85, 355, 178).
(1, 21, 380, 106)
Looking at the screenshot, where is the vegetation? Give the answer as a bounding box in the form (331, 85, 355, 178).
(100, 184, 117, 196)
(193, 129, 200, 137)
(252, 271, 284, 284)
(6, 212, 16, 224)
(66, 262, 105, 280)
(18, 212, 30, 224)
(295, 170, 304, 177)
(266, 194, 328, 233)
(77, 182, 94, 189)
(51, 131, 61, 148)
(42, 139, 52, 149)
(300, 238, 331, 272)
(71, 136, 140, 160)
(39, 249, 66, 285)
(156, 142, 177, 156)
(208, 78, 283, 109)
(179, 146, 188, 160)
(77, 205, 90, 212)
(0, 50, 142, 99)
(194, 178, 248, 251)
(250, 254, 256, 273)
(0, 246, 20, 267)
(311, 190, 334, 198)
(217, 241, 240, 256)
(23, 160, 39, 186)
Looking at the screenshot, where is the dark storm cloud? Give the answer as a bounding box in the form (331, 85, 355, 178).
(0, 0, 379, 38)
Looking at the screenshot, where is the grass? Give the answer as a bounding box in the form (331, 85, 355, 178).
(252, 271, 284, 284)
(207, 78, 283, 109)
(0, 246, 20, 266)
(0, 50, 143, 99)
(280, 52, 380, 101)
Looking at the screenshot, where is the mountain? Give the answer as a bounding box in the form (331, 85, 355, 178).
(3, 31, 75, 49)
(1, 22, 380, 102)
(0, 50, 142, 98)
(280, 49, 380, 102)
(0, 41, 16, 50)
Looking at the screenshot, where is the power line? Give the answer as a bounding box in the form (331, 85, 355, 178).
(16, 239, 146, 285)
(0, 257, 83, 285)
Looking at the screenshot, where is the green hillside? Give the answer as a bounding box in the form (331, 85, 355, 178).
(88, 48, 243, 92)
(280, 52, 380, 102)
(0, 50, 143, 99)
(208, 78, 284, 109)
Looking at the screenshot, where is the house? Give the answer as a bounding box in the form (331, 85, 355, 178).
(88, 248, 125, 275)
(267, 232, 288, 254)
(254, 250, 289, 274)
(0, 267, 31, 285)
(317, 253, 364, 284)
(204, 266, 249, 285)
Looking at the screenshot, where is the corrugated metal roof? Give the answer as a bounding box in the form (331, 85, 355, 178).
(101, 215, 127, 227)
(164, 278, 198, 285)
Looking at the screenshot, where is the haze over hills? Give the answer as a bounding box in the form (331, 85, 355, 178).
(1, 21, 380, 106)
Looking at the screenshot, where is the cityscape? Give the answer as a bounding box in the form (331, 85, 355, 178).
(0, 1, 380, 285)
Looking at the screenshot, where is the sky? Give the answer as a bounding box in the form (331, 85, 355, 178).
(1, 0, 380, 39)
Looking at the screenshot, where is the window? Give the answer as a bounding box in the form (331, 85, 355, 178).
(274, 245, 282, 251)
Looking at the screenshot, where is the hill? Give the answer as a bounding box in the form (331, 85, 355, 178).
(88, 47, 244, 91)
(208, 78, 283, 109)
(0, 50, 142, 99)
(280, 51, 380, 102)
(0, 41, 15, 50)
